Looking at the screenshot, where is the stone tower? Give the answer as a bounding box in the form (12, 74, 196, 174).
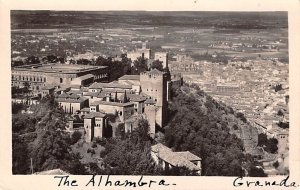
(140, 69, 168, 127)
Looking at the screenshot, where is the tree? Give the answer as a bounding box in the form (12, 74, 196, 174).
(100, 119, 161, 175)
(115, 123, 125, 139)
(164, 84, 255, 176)
(277, 109, 284, 117)
(95, 56, 131, 81)
(43, 55, 59, 63)
(257, 133, 268, 147)
(236, 112, 247, 123)
(131, 57, 148, 75)
(12, 134, 30, 174)
(12, 94, 86, 174)
(267, 138, 278, 154)
(77, 58, 91, 65)
(151, 60, 163, 71)
(71, 131, 82, 144)
(25, 56, 40, 65)
(23, 82, 30, 93)
(273, 161, 279, 168)
(248, 166, 267, 177)
(129, 118, 151, 144)
(12, 102, 25, 114)
(277, 121, 289, 129)
(273, 84, 283, 92)
(257, 133, 278, 153)
(163, 166, 197, 176)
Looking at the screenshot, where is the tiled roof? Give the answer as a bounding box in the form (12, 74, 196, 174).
(125, 114, 143, 123)
(70, 84, 81, 89)
(56, 96, 87, 103)
(89, 82, 101, 89)
(118, 75, 140, 81)
(151, 143, 201, 171)
(83, 112, 106, 119)
(176, 151, 202, 161)
(84, 91, 99, 97)
(102, 89, 132, 93)
(121, 94, 147, 102)
(41, 85, 55, 90)
(145, 99, 156, 104)
(89, 82, 132, 89)
(90, 101, 100, 106)
(77, 74, 94, 80)
(97, 92, 107, 98)
(82, 88, 89, 92)
(68, 90, 82, 94)
(69, 93, 81, 99)
(80, 107, 90, 112)
(97, 100, 134, 107)
(58, 92, 69, 98)
(34, 169, 70, 175)
(105, 82, 132, 89)
(148, 68, 163, 75)
(130, 96, 147, 102)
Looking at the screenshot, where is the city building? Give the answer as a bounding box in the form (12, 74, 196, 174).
(154, 52, 168, 68)
(55, 68, 170, 141)
(127, 43, 151, 61)
(11, 63, 108, 93)
(168, 55, 201, 73)
(84, 112, 108, 142)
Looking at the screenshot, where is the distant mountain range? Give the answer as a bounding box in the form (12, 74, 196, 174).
(11, 10, 288, 29)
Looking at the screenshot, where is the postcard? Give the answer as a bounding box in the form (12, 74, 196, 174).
(0, 0, 299, 190)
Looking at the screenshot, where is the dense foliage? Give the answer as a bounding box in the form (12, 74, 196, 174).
(98, 119, 160, 175)
(164, 84, 261, 176)
(150, 60, 163, 71)
(257, 133, 278, 154)
(12, 95, 86, 174)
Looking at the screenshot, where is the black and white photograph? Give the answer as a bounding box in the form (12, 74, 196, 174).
(1, 0, 300, 189)
(10, 10, 290, 177)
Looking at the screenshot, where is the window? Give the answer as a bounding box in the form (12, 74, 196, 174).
(119, 111, 122, 116)
(60, 78, 63, 83)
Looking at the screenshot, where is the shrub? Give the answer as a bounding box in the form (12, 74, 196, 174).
(233, 124, 239, 130)
(71, 131, 82, 144)
(273, 161, 279, 168)
(91, 142, 97, 148)
(100, 149, 108, 158)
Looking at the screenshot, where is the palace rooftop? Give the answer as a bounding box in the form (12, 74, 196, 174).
(13, 63, 107, 74)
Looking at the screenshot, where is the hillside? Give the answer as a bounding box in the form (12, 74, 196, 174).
(163, 84, 260, 176)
